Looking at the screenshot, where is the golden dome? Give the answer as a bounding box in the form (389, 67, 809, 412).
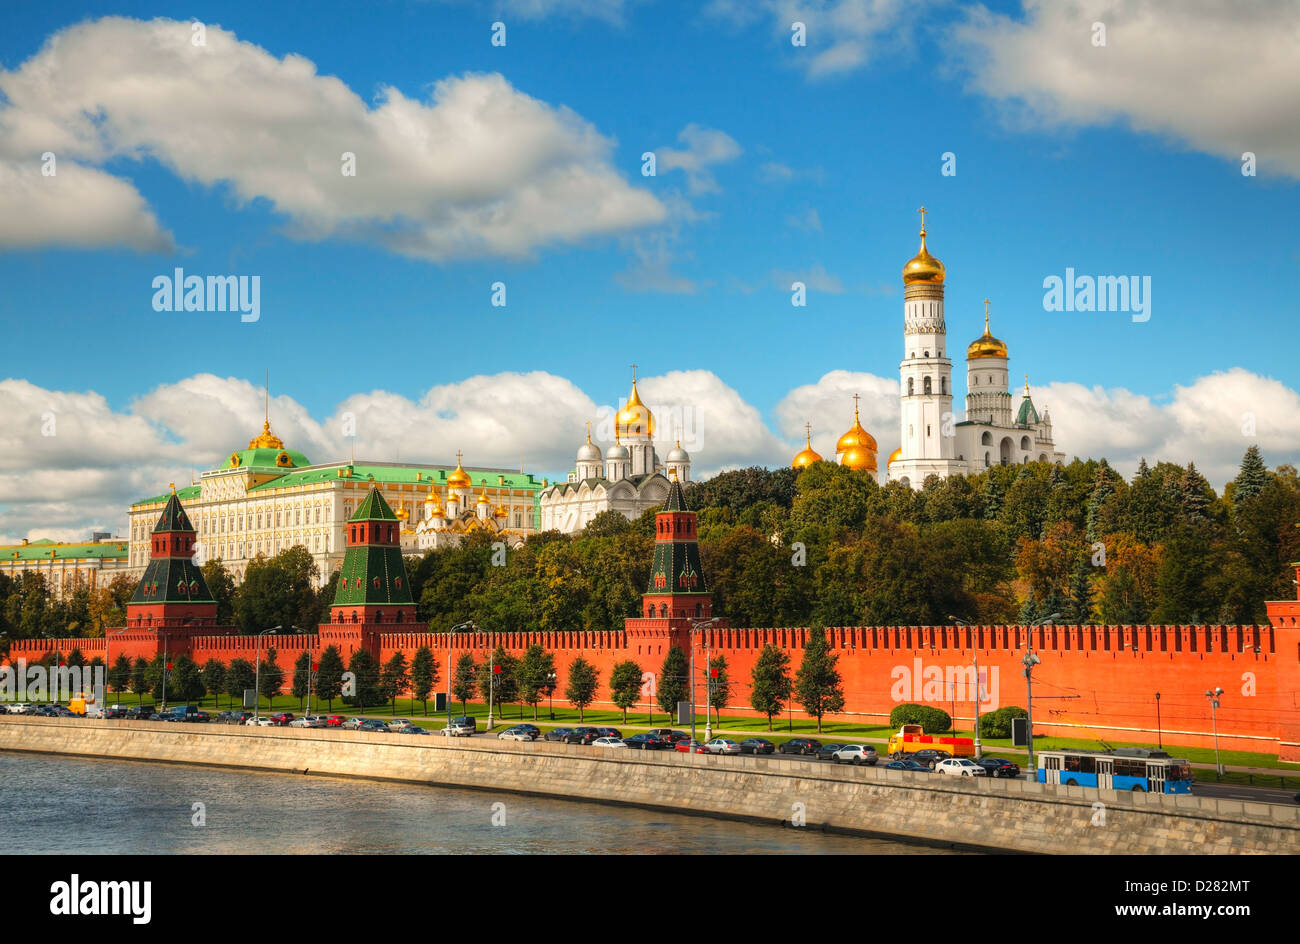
(841, 444, 878, 473)
(494, 504, 508, 518)
(447, 453, 472, 490)
(887, 446, 902, 465)
(968, 304, 1008, 360)
(792, 424, 824, 469)
(616, 376, 654, 439)
(476, 488, 490, 505)
(835, 402, 878, 456)
(248, 419, 285, 450)
(901, 206, 945, 285)
(394, 505, 409, 521)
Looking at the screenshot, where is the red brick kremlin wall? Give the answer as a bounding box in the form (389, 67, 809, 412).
(8, 621, 1296, 760)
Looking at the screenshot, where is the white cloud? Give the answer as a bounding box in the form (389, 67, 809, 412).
(775, 369, 900, 460)
(654, 124, 742, 195)
(613, 231, 699, 293)
(952, 0, 1300, 178)
(0, 17, 664, 258)
(491, 0, 635, 25)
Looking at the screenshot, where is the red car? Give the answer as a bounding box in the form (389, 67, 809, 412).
(674, 739, 706, 753)
(326, 715, 346, 727)
(270, 712, 295, 726)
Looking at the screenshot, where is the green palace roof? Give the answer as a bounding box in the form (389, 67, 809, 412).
(133, 485, 201, 507)
(2, 540, 129, 562)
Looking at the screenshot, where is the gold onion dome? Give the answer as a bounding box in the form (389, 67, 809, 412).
(792, 425, 823, 469)
(968, 305, 1008, 360)
(477, 489, 490, 505)
(836, 406, 878, 456)
(887, 446, 902, 465)
(901, 208, 945, 285)
(248, 419, 285, 450)
(616, 377, 654, 438)
(447, 454, 472, 490)
(841, 444, 877, 473)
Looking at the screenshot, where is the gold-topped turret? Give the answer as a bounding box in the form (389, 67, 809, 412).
(792, 423, 824, 469)
(967, 298, 1009, 359)
(616, 364, 654, 439)
(447, 451, 472, 490)
(835, 395, 878, 473)
(902, 206, 946, 285)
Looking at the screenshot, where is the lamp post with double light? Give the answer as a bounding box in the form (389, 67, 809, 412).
(688, 617, 719, 743)
(1023, 613, 1060, 776)
(1205, 687, 1225, 776)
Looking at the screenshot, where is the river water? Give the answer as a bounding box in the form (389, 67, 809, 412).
(0, 752, 965, 854)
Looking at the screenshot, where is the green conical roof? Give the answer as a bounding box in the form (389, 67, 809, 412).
(152, 492, 195, 533)
(1016, 394, 1039, 426)
(663, 478, 690, 512)
(350, 487, 398, 522)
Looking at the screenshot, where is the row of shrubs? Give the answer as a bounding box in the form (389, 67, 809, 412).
(888, 703, 1027, 737)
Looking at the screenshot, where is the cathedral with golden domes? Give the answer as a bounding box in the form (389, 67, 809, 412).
(538, 372, 690, 533)
(793, 208, 1064, 485)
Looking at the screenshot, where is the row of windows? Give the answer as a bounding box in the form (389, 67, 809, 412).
(905, 376, 948, 396)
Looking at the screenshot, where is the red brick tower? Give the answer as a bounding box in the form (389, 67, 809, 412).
(125, 488, 219, 632)
(642, 473, 713, 624)
(1265, 561, 1300, 762)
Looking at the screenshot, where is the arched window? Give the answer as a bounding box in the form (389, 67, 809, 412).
(907, 377, 914, 396)
(375, 610, 383, 623)
(351, 611, 358, 623)
(981, 431, 993, 446)
(396, 610, 403, 623)
(1020, 435, 1031, 451)
(923, 376, 932, 395)
(659, 604, 668, 618)
(941, 377, 947, 395)
(647, 604, 654, 617)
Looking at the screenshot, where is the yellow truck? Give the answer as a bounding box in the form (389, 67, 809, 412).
(886, 723, 975, 759)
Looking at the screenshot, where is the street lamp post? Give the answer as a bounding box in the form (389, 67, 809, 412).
(948, 616, 983, 758)
(1205, 687, 1224, 776)
(547, 671, 557, 720)
(687, 618, 719, 744)
(253, 628, 278, 723)
(1022, 613, 1059, 777)
(1155, 691, 1162, 749)
(449, 621, 475, 727)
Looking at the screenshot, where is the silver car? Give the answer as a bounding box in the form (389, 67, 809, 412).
(704, 738, 742, 755)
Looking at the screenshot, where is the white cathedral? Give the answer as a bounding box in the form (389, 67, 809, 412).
(885, 209, 1065, 487)
(538, 374, 691, 533)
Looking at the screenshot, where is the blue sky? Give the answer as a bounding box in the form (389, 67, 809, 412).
(1, 0, 1298, 538)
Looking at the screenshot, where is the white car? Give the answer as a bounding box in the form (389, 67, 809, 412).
(592, 737, 627, 748)
(832, 745, 878, 765)
(935, 758, 986, 777)
(386, 719, 414, 732)
(244, 716, 274, 727)
(290, 715, 328, 728)
(704, 738, 741, 755)
(498, 728, 533, 741)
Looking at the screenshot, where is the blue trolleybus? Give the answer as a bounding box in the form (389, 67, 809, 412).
(1036, 747, 1194, 794)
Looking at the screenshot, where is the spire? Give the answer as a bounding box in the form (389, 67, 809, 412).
(984, 298, 991, 334)
(586, 420, 592, 444)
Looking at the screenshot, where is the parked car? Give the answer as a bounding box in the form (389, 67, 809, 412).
(704, 738, 741, 755)
(386, 719, 414, 732)
(816, 743, 843, 761)
(832, 745, 878, 766)
(624, 733, 662, 750)
(544, 727, 575, 742)
(594, 726, 622, 740)
(910, 749, 952, 768)
(341, 717, 366, 730)
(124, 705, 155, 720)
(245, 716, 274, 727)
(974, 757, 1021, 779)
(399, 726, 431, 735)
(648, 728, 690, 746)
(326, 715, 346, 727)
(777, 737, 822, 756)
(674, 739, 706, 753)
(885, 759, 931, 773)
(7, 703, 33, 715)
(740, 738, 775, 755)
(104, 704, 129, 720)
(935, 758, 986, 777)
(158, 705, 201, 723)
(566, 726, 602, 745)
(357, 720, 388, 733)
(592, 736, 627, 748)
(290, 715, 328, 728)
(216, 710, 251, 725)
(441, 716, 476, 737)
(269, 712, 295, 726)
(498, 727, 534, 741)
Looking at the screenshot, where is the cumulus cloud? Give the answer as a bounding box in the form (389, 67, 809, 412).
(706, 0, 916, 80)
(775, 369, 901, 460)
(0, 16, 663, 257)
(951, 0, 1300, 178)
(654, 124, 742, 195)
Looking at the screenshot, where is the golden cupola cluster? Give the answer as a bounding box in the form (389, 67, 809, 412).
(901, 206, 945, 286)
(616, 373, 654, 439)
(446, 452, 472, 490)
(835, 396, 878, 473)
(967, 301, 1009, 360)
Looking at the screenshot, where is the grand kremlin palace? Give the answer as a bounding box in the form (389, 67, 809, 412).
(124, 420, 547, 587)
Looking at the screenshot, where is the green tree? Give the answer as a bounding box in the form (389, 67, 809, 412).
(201, 659, 227, 707)
(707, 654, 731, 727)
(344, 648, 381, 709)
(564, 657, 599, 721)
(201, 559, 237, 626)
(410, 646, 438, 716)
(66, 647, 86, 667)
(1085, 459, 1123, 542)
(146, 655, 174, 703)
(1068, 555, 1094, 624)
(129, 657, 149, 705)
(381, 651, 410, 715)
(656, 646, 688, 723)
(315, 646, 345, 710)
(171, 654, 205, 704)
(257, 648, 284, 706)
(233, 546, 319, 634)
(793, 631, 844, 733)
(1231, 445, 1270, 513)
(292, 651, 312, 710)
(750, 644, 791, 731)
(608, 660, 643, 723)
(516, 644, 556, 721)
(225, 658, 256, 707)
(107, 654, 131, 696)
(452, 653, 478, 714)
(477, 647, 519, 719)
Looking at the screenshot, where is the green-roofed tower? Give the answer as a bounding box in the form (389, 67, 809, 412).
(327, 486, 416, 626)
(641, 471, 713, 623)
(125, 488, 219, 630)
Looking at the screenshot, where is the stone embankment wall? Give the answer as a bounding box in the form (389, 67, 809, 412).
(1, 718, 1296, 854)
